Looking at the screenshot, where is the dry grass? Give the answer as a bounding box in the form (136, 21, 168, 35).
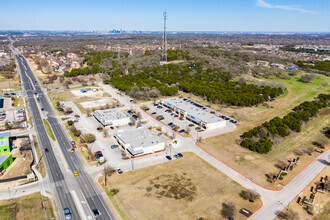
(200, 109, 329, 189)
(103, 153, 261, 220)
(0, 192, 54, 220)
(33, 135, 47, 178)
(190, 73, 330, 189)
(288, 166, 330, 219)
(0, 75, 20, 92)
(0, 139, 33, 179)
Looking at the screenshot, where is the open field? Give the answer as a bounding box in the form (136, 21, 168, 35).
(103, 153, 262, 220)
(288, 166, 329, 219)
(48, 86, 119, 114)
(193, 73, 330, 189)
(0, 75, 20, 92)
(0, 192, 54, 220)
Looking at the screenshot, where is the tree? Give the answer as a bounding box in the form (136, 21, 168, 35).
(103, 165, 116, 186)
(65, 107, 73, 114)
(74, 129, 81, 137)
(67, 120, 74, 126)
(84, 133, 96, 143)
(299, 74, 314, 83)
(239, 190, 260, 202)
(278, 209, 299, 220)
(221, 201, 236, 220)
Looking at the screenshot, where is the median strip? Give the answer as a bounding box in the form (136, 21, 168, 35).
(43, 119, 56, 141)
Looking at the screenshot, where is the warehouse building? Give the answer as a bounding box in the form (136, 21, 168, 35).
(0, 154, 13, 174)
(114, 127, 165, 156)
(160, 97, 226, 130)
(93, 109, 130, 126)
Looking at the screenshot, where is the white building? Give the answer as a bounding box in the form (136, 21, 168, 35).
(115, 127, 165, 156)
(160, 97, 226, 130)
(256, 60, 269, 67)
(93, 109, 130, 126)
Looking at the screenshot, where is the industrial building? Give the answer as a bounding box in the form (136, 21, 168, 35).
(114, 127, 165, 156)
(93, 109, 130, 127)
(160, 97, 226, 130)
(0, 154, 13, 174)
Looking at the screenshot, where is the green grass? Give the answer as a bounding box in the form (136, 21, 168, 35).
(43, 119, 56, 141)
(273, 72, 330, 103)
(0, 203, 16, 220)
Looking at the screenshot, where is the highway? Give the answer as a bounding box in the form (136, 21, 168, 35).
(14, 50, 115, 220)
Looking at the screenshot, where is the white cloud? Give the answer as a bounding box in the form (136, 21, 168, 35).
(256, 0, 318, 14)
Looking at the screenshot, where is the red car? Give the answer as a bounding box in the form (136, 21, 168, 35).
(174, 115, 179, 118)
(94, 151, 102, 155)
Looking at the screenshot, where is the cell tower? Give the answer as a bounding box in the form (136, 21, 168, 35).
(117, 44, 121, 60)
(162, 11, 167, 63)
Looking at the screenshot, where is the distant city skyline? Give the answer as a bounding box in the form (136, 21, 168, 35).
(0, 0, 329, 32)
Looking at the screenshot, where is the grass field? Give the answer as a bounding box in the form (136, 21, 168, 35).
(288, 166, 329, 219)
(0, 75, 20, 92)
(103, 153, 262, 220)
(43, 119, 56, 141)
(193, 72, 330, 189)
(0, 192, 54, 220)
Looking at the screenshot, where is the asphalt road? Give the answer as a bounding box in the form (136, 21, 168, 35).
(15, 53, 115, 220)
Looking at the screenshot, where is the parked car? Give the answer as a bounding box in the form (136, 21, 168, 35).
(174, 115, 179, 117)
(188, 124, 195, 127)
(166, 155, 172, 160)
(110, 126, 114, 129)
(128, 122, 133, 127)
(177, 153, 183, 158)
(63, 208, 72, 219)
(10, 93, 16, 96)
(116, 169, 123, 174)
(179, 129, 185, 133)
(151, 112, 157, 115)
(74, 171, 79, 176)
(111, 145, 119, 149)
(158, 133, 162, 136)
(157, 106, 163, 109)
(97, 127, 103, 131)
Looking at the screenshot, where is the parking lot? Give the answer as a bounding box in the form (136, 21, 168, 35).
(61, 100, 173, 168)
(142, 99, 237, 140)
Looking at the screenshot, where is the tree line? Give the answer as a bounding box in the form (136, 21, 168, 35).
(240, 93, 330, 153)
(109, 64, 284, 106)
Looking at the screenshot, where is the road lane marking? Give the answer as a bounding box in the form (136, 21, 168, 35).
(70, 190, 88, 220)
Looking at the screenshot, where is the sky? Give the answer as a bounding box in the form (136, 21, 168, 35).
(0, 0, 329, 32)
